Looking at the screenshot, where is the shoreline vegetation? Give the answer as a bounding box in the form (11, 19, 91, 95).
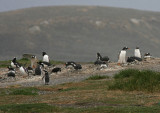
(0, 58, 65, 68)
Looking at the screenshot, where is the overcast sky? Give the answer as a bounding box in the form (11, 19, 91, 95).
(0, 0, 160, 12)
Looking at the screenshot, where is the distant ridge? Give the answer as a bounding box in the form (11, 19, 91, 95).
(0, 6, 160, 62)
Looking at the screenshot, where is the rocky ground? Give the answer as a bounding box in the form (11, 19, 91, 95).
(0, 58, 160, 88)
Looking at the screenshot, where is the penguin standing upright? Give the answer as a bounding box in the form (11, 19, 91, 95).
(118, 47, 129, 65)
(35, 64, 42, 76)
(134, 47, 141, 58)
(11, 57, 20, 68)
(42, 52, 49, 63)
(42, 70, 50, 85)
(26, 66, 34, 76)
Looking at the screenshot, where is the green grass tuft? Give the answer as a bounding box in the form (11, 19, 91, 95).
(0, 60, 11, 68)
(0, 58, 30, 68)
(108, 69, 160, 92)
(9, 88, 39, 95)
(114, 69, 140, 79)
(19, 58, 29, 62)
(86, 75, 108, 80)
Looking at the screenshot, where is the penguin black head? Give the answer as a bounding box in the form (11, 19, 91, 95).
(122, 47, 129, 50)
(136, 47, 139, 49)
(42, 52, 46, 56)
(12, 57, 16, 62)
(97, 53, 100, 56)
(97, 52, 102, 59)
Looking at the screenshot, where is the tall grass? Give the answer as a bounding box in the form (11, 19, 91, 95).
(108, 69, 160, 92)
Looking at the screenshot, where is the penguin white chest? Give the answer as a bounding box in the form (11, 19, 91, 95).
(19, 67, 27, 75)
(118, 50, 126, 63)
(43, 55, 49, 62)
(8, 70, 15, 74)
(11, 62, 16, 68)
(134, 49, 141, 58)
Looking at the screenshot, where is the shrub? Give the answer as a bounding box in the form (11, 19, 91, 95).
(108, 69, 160, 92)
(114, 69, 140, 79)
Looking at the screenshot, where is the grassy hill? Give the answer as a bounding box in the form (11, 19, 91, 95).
(0, 6, 160, 61)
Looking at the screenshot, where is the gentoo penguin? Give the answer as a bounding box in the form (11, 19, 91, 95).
(118, 47, 129, 65)
(42, 70, 50, 85)
(42, 52, 49, 63)
(144, 53, 152, 59)
(7, 66, 16, 77)
(26, 66, 34, 76)
(127, 57, 136, 63)
(97, 53, 109, 62)
(94, 60, 104, 65)
(72, 63, 82, 70)
(11, 57, 20, 68)
(65, 61, 76, 68)
(35, 64, 42, 76)
(51, 67, 61, 74)
(19, 66, 28, 76)
(134, 47, 141, 58)
(94, 60, 108, 70)
(130, 56, 142, 61)
(127, 56, 143, 65)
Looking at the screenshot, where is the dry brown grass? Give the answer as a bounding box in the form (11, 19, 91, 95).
(1, 79, 160, 112)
